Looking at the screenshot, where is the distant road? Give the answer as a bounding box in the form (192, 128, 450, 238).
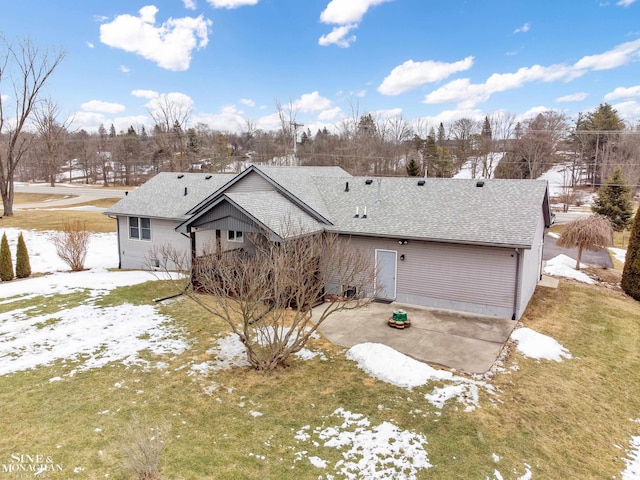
(552, 210, 592, 225)
(13, 183, 127, 209)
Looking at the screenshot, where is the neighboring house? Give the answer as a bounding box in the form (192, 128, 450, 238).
(105, 165, 552, 320)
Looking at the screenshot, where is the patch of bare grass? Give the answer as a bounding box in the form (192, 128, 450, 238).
(14, 192, 74, 204)
(0, 209, 115, 232)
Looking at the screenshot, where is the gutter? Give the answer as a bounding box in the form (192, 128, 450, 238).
(513, 248, 521, 321)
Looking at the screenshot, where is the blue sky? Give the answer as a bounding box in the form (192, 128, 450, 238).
(3, 0, 640, 135)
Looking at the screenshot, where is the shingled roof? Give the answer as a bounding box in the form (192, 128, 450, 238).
(107, 167, 551, 249)
(316, 176, 551, 248)
(104, 172, 235, 220)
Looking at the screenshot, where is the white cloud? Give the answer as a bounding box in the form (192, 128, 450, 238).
(371, 108, 403, 120)
(206, 0, 259, 7)
(292, 91, 333, 113)
(517, 106, 557, 122)
(514, 22, 530, 34)
(611, 100, 640, 119)
(320, 0, 392, 24)
(99, 6, 212, 71)
(574, 38, 640, 71)
(318, 106, 344, 121)
(424, 38, 640, 108)
(131, 89, 159, 99)
(71, 111, 110, 132)
(184, 0, 197, 8)
(87, 41, 94, 49)
(192, 104, 246, 133)
(556, 92, 589, 102)
(256, 112, 281, 132)
(119, 65, 131, 73)
(111, 116, 153, 134)
(318, 0, 392, 47)
(604, 85, 640, 101)
(81, 100, 126, 114)
(145, 92, 195, 118)
(412, 108, 484, 129)
(318, 24, 357, 47)
(616, 0, 637, 6)
(378, 56, 474, 95)
(240, 98, 256, 107)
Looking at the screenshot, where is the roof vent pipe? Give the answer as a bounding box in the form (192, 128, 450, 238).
(345, 181, 349, 192)
(362, 206, 367, 219)
(184, 187, 188, 196)
(354, 206, 360, 218)
(476, 180, 485, 187)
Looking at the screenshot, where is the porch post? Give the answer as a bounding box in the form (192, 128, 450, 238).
(216, 229, 221, 258)
(190, 229, 196, 266)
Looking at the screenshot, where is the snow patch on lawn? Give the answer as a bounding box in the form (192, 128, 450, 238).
(621, 422, 640, 480)
(0, 229, 189, 376)
(610, 247, 627, 264)
(511, 327, 572, 362)
(295, 408, 431, 479)
(0, 303, 187, 376)
(544, 254, 594, 284)
(346, 342, 495, 411)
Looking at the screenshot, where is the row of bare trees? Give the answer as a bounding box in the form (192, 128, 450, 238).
(3, 35, 640, 217)
(13, 103, 640, 190)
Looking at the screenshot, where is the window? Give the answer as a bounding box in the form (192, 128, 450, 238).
(129, 217, 151, 241)
(227, 230, 244, 242)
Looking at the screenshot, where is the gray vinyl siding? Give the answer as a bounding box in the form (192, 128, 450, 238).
(191, 201, 259, 254)
(118, 216, 190, 270)
(226, 171, 275, 193)
(347, 235, 520, 319)
(192, 201, 262, 233)
(516, 213, 546, 319)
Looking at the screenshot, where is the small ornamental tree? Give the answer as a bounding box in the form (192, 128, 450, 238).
(149, 229, 375, 372)
(557, 214, 613, 270)
(592, 167, 633, 232)
(622, 205, 640, 300)
(15, 232, 31, 279)
(0, 232, 14, 281)
(406, 156, 421, 176)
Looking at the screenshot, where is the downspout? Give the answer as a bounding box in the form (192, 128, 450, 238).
(512, 248, 521, 321)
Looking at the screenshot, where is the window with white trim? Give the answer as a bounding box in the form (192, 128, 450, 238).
(129, 217, 151, 241)
(227, 230, 244, 242)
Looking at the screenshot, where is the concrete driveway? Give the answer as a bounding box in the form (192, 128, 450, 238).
(313, 302, 516, 375)
(543, 233, 613, 268)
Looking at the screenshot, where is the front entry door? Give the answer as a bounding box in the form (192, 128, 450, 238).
(376, 249, 397, 300)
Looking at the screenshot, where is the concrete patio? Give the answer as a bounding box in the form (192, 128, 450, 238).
(312, 301, 518, 374)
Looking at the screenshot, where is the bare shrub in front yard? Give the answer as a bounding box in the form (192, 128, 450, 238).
(119, 414, 169, 480)
(51, 220, 90, 271)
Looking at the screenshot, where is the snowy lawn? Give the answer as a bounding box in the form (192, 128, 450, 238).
(1, 229, 639, 479)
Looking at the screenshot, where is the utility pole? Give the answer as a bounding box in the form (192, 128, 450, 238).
(290, 121, 304, 166)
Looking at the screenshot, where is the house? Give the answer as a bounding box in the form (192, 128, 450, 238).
(104, 165, 552, 320)
(104, 172, 235, 269)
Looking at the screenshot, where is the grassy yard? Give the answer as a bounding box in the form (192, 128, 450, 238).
(0, 280, 639, 478)
(1, 213, 639, 478)
(1, 201, 118, 232)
